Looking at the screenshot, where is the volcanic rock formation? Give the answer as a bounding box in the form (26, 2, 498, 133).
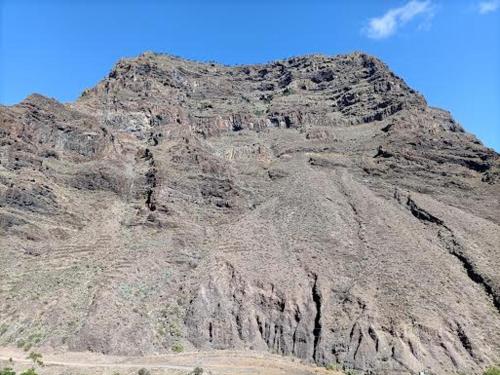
(0, 52, 499, 374)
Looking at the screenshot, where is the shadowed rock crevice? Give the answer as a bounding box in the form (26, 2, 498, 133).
(438, 228, 500, 312)
(183, 262, 330, 362)
(406, 197, 444, 225)
(311, 274, 322, 361)
(403, 195, 499, 313)
(144, 167, 157, 211)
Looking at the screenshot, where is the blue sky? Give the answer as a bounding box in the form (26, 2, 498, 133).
(1, 0, 499, 150)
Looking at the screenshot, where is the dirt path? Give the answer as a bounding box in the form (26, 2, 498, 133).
(0, 347, 339, 375)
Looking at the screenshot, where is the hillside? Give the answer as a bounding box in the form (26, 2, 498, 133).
(0, 52, 499, 375)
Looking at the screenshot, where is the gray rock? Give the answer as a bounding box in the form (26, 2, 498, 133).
(0, 51, 498, 375)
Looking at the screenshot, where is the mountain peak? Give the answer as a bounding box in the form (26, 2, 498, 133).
(76, 51, 427, 139)
(1, 51, 499, 375)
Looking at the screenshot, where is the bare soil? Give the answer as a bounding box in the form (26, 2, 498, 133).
(0, 347, 341, 375)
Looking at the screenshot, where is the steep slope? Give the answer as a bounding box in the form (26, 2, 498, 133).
(0, 52, 499, 375)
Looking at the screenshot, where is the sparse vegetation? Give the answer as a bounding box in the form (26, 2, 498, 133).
(325, 362, 340, 371)
(0, 353, 44, 375)
(168, 322, 182, 337)
(484, 366, 500, 375)
(163, 270, 171, 280)
(171, 342, 184, 353)
(1, 368, 39, 375)
(119, 282, 154, 300)
(157, 303, 184, 340)
(0, 324, 8, 336)
(190, 367, 204, 375)
(27, 352, 43, 367)
(137, 368, 151, 375)
(27, 333, 43, 345)
(1, 50, 499, 375)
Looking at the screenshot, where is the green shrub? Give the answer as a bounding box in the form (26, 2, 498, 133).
(190, 367, 204, 375)
(484, 366, 500, 375)
(0, 368, 16, 375)
(19, 369, 37, 375)
(137, 368, 150, 375)
(0, 324, 8, 336)
(171, 342, 184, 353)
(27, 333, 42, 345)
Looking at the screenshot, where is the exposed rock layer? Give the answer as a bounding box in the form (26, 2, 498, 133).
(1, 52, 499, 374)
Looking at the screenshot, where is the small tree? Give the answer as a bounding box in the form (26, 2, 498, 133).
(26, 352, 43, 367)
(0, 368, 16, 375)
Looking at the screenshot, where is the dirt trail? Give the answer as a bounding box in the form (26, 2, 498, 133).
(0, 347, 338, 375)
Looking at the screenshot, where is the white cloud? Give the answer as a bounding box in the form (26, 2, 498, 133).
(365, 1, 435, 39)
(478, 0, 500, 14)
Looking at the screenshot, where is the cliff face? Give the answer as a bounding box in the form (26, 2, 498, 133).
(0, 52, 499, 374)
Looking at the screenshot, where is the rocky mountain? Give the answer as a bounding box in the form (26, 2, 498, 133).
(0, 51, 499, 375)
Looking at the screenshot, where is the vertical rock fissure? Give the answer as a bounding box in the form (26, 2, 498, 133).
(292, 306, 300, 354)
(352, 330, 364, 361)
(139, 147, 157, 211)
(456, 323, 475, 358)
(311, 275, 322, 361)
(144, 167, 157, 211)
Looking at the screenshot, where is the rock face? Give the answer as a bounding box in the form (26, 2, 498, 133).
(0, 52, 499, 374)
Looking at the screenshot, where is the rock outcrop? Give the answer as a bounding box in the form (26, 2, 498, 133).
(0, 52, 499, 374)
